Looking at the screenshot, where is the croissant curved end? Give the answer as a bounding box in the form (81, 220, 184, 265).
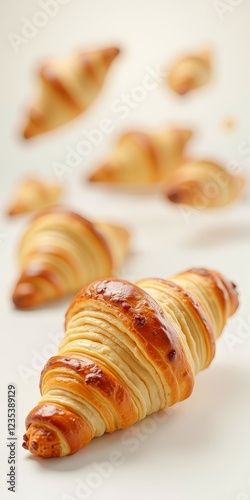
(88, 163, 115, 183)
(7, 204, 27, 216)
(22, 109, 43, 139)
(23, 425, 62, 458)
(178, 128, 193, 144)
(23, 403, 93, 458)
(22, 121, 41, 140)
(22, 124, 33, 140)
(12, 282, 45, 309)
(236, 175, 246, 192)
(174, 77, 196, 96)
(101, 46, 120, 64)
(166, 184, 198, 206)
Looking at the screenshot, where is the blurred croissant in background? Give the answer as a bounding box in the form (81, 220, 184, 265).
(88, 127, 193, 185)
(12, 207, 129, 308)
(164, 160, 245, 208)
(22, 46, 120, 139)
(167, 49, 211, 95)
(6, 178, 62, 216)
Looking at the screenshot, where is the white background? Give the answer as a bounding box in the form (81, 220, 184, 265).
(0, 1, 250, 499)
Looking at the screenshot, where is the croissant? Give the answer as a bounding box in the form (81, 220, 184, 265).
(167, 50, 211, 95)
(22, 46, 120, 139)
(88, 128, 193, 185)
(12, 208, 129, 309)
(164, 160, 245, 208)
(6, 178, 62, 216)
(22, 267, 238, 457)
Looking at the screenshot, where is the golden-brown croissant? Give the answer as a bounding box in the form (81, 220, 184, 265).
(164, 160, 245, 208)
(167, 50, 211, 95)
(88, 128, 193, 185)
(6, 178, 62, 216)
(22, 267, 238, 457)
(22, 46, 120, 139)
(12, 207, 129, 309)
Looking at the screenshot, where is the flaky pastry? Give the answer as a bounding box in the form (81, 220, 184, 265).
(164, 160, 245, 208)
(22, 46, 120, 138)
(12, 207, 129, 308)
(22, 267, 238, 457)
(167, 49, 211, 95)
(88, 128, 193, 185)
(6, 178, 62, 216)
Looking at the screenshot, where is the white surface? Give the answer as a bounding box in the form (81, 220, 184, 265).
(1, 1, 250, 499)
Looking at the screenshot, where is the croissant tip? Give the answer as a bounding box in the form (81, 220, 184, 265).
(165, 184, 196, 206)
(22, 426, 61, 458)
(102, 46, 120, 62)
(88, 164, 114, 183)
(22, 124, 34, 140)
(6, 206, 17, 216)
(180, 129, 193, 143)
(12, 282, 44, 309)
(22, 114, 42, 139)
(22, 432, 29, 450)
(7, 204, 28, 216)
(109, 223, 130, 247)
(87, 172, 97, 183)
(237, 175, 246, 189)
(174, 78, 196, 95)
(166, 189, 182, 204)
(198, 48, 211, 61)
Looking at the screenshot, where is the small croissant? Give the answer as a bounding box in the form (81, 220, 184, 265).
(22, 46, 120, 139)
(167, 50, 211, 95)
(6, 178, 62, 216)
(88, 128, 193, 185)
(22, 267, 238, 457)
(164, 160, 245, 208)
(12, 207, 129, 309)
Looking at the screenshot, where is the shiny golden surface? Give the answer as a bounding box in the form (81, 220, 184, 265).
(23, 267, 238, 457)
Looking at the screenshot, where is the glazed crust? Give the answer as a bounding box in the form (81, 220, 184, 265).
(23, 267, 238, 457)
